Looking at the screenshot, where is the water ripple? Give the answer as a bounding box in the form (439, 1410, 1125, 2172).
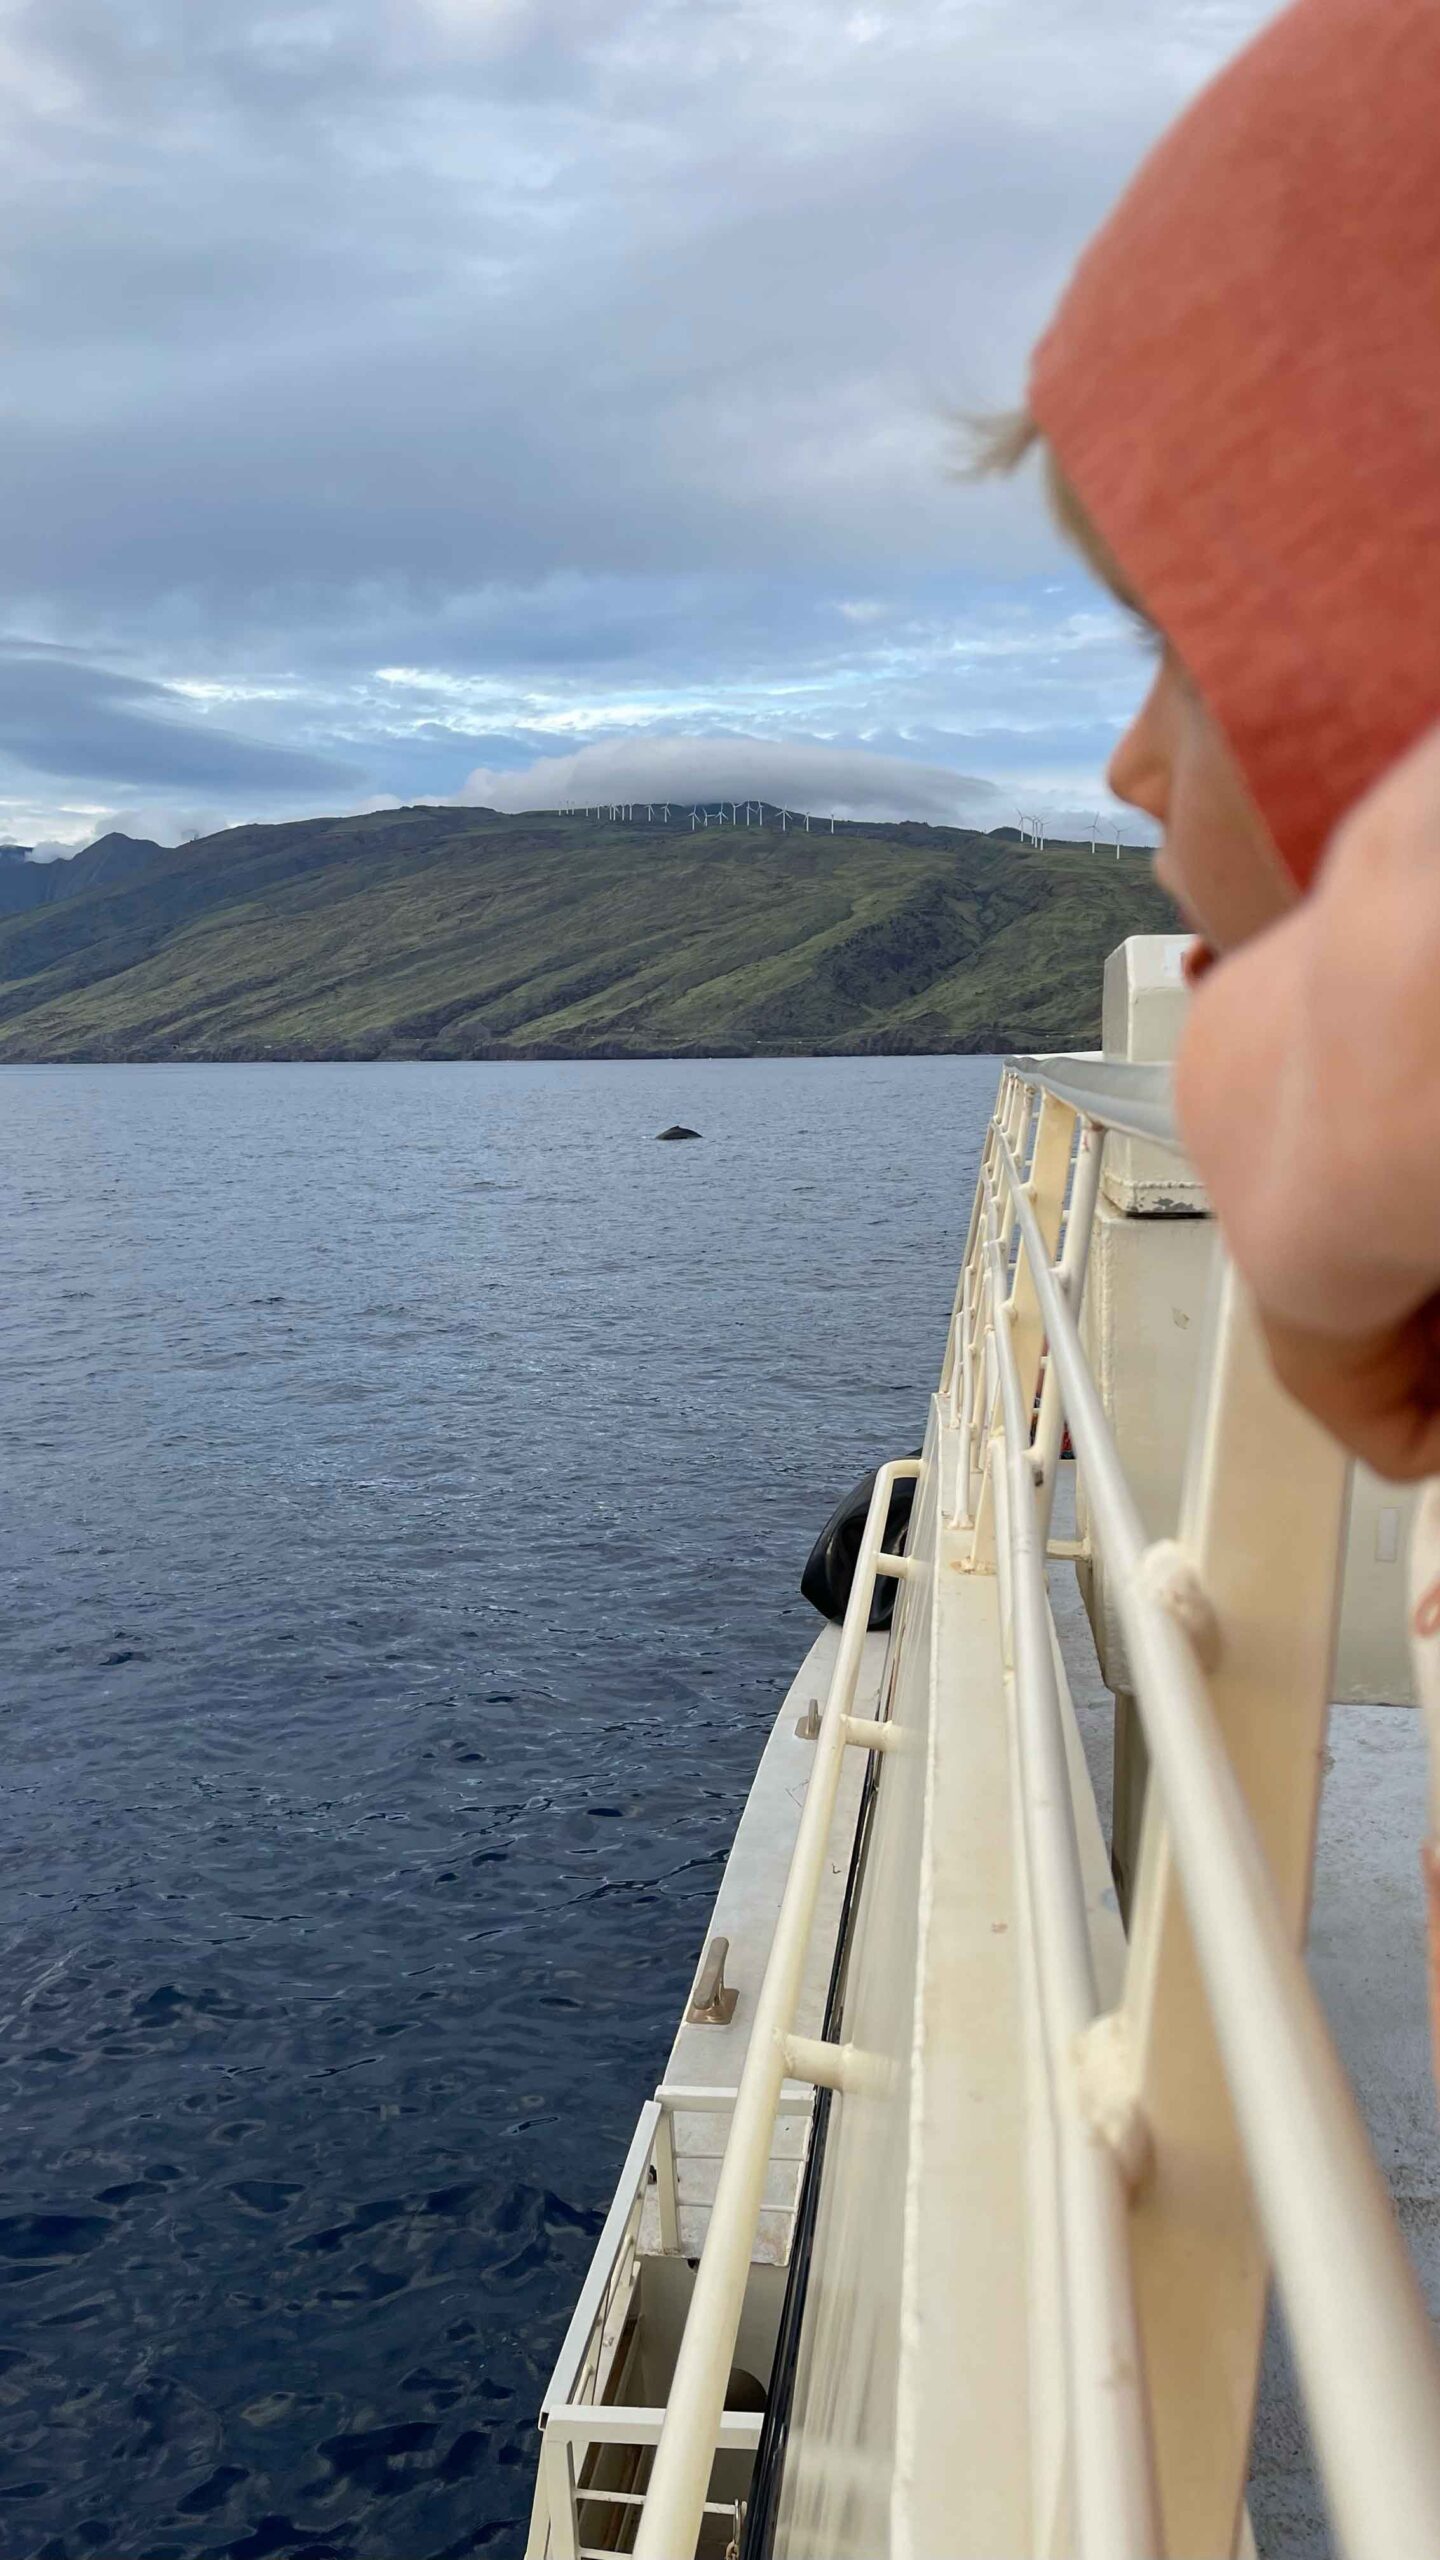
(0, 1055, 991, 2558)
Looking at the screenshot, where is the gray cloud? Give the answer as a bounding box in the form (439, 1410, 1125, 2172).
(457, 733, 1008, 823)
(0, 642, 352, 793)
(0, 0, 1268, 837)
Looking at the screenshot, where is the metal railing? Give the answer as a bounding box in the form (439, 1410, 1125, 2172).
(956, 1058, 1440, 2560)
(535, 2403, 760, 2560)
(632, 1458, 920, 2557)
(528, 2080, 812, 2559)
(550, 1052, 1440, 2559)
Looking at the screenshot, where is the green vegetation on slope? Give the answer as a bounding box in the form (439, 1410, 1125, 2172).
(0, 807, 1175, 1063)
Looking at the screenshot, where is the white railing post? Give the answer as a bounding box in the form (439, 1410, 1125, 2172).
(954, 1265, 975, 1522)
(968, 1325, 999, 1572)
(1008, 1092, 1077, 1426)
(1032, 1119, 1104, 1546)
(998, 1082, 1033, 1258)
(531, 2429, 579, 2560)
(653, 2102, 681, 2255)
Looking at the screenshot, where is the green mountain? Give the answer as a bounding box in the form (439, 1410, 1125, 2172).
(0, 804, 1173, 1063)
(0, 831, 167, 918)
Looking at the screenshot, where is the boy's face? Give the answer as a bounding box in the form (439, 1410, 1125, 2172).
(1107, 646, 1298, 953)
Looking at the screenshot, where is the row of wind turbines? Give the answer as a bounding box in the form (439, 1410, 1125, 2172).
(1014, 809, 1131, 858)
(557, 800, 1138, 853)
(562, 801, 834, 831)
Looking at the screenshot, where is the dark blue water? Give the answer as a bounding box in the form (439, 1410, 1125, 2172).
(0, 1056, 995, 2560)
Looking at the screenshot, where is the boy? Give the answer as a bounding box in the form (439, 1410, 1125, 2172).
(980, 0, 1440, 2014)
(983, 0, 1440, 1481)
(978, 0, 1440, 1480)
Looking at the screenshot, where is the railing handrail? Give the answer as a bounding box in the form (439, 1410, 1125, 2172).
(979, 1182, 1161, 2554)
(987, 1077, 1440, 2560)
(1003, 1051, 1179, 1148)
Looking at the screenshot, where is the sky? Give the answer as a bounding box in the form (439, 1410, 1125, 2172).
(0, 0, 1272, 854)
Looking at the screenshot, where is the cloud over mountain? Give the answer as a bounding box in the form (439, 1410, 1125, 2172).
(458, 734, 1008, 824)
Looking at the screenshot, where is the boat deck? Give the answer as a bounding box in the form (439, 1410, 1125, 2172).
(529, 1003, 1440, 2560)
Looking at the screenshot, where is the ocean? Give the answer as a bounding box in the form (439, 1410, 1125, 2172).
(0, 1055, 995, 2560)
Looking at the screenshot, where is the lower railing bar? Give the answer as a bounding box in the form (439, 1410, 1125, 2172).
(983, 1202, 1161, 2560)
(571, 2485, 744, 2515)
(633, 1458, 920, 2560)
(654, 2083, 814, 2117)
(547, 2404, 762, 2453)
(992, 1126, 1440, 2560)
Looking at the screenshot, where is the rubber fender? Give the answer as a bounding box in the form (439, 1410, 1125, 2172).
(799, 1453, 923, 1631)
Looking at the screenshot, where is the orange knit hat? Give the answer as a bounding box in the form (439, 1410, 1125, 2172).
(1029, 0, 1440, 888)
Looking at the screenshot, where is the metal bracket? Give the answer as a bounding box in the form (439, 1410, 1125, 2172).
(842, 1715, 897, 1753)
(794, 1696, 822, 1740)
(1137, 1537, 1222, 1673)
(783, 2032, 893, 2098)
(1072, 2011, 1152, 2192)
(685, 1936, 737, 2027)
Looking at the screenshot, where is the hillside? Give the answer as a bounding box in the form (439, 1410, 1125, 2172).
(0, 805, 1173, 1063)
(0, 832, 167, 917)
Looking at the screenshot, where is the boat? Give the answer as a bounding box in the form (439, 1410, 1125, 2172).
(524, 935, 1440, 2560)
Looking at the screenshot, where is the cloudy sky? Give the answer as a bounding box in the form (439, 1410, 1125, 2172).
(1, 0, 1270, 852)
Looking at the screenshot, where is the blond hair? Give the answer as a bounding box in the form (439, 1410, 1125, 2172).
(961, 406, 1145, 618)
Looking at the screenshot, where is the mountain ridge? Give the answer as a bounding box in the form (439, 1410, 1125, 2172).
(0, 831, 168, 918)
(0, 804, 1173, 1062)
